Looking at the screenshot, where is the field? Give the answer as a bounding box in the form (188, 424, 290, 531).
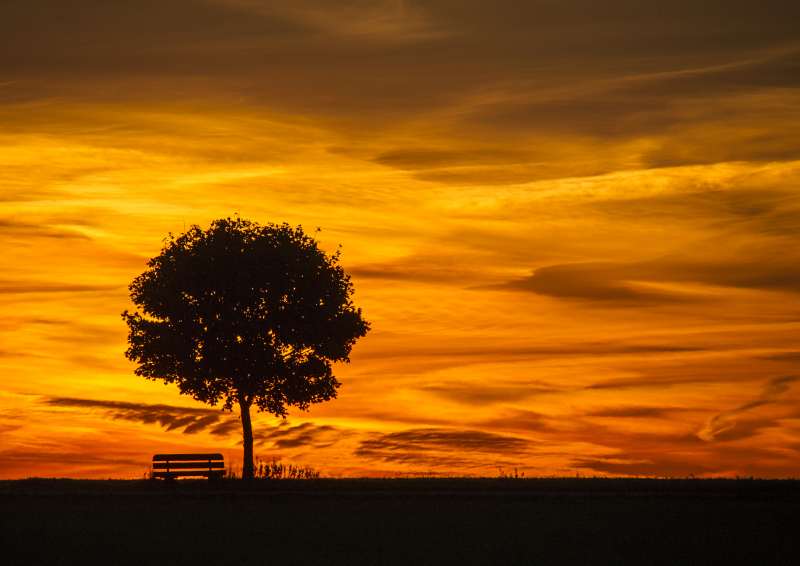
(1, 478, 797, 565)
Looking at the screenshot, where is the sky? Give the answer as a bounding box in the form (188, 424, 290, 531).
(1, 0, 799, 478)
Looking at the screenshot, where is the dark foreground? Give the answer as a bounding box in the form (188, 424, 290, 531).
(1, 478, 797, 565)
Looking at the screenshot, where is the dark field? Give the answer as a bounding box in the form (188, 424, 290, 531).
(1, 478, 797, 565)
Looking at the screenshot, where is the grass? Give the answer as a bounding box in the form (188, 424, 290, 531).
(1, 478, 797, 565)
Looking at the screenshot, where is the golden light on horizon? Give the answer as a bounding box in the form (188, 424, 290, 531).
(1, 1, 799, 479)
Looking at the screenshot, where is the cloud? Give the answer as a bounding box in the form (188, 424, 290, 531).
(590, 187, 799, 230)
(372, 147, 530, 170)
(496, 262, 694, 306)
(223, 0, 441, 41)
(255, 421, 343, 449)
(351, 449, 480, 469)
(698, 418, 778, 443)
(356, 339, 711, 381)
(421, 381, 558, 405)
(42, 396, 343, 449)
(351, 182, 800, 302)
(586, 376, 726, 391)
(209, 420, 242, 436)
(355, 427, 529, 466)
(567, 422, 800, 477)
(0, 449, 142, 469)
(44, 396, 238, 436)
(0, 280, 121, 295)
(349, 258, 479, 284)
(477, 410, 552, 433)
(584, 184, 800, 265)
(586, 406, 690, 418)
(0, 423, 22, 435)
(660, 256, 800, 294)
(697, 375, 799, 441)
(355, 336, 716, 387)
(497, 245, 800, 306)
(464, 48, 800, 139)
(571, 439, 800, 478)
(3, 1, 799, 145)
(0, 218, 91, 240)
(760, 352, 800, 363)
(182, 414, 221, 434)
(584, 353, 795, 391)
(363, 341, 708, 363)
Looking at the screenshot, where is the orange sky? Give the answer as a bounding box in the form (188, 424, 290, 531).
(1, 1, 799, 478)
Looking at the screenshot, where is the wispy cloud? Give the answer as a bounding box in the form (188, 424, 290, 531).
(255, 421, 343, 449)
(496, 262, 696, 306)
(759, 352, 800, 363)
(42, 396, 344, 450)
(477, 410, 552, 433)
(355, 427, 529, 467)
(44, 396, 238, 436)
(420, 381, 558, 405)
(585, 406, 691, 419)
(0, 280, 121, 295)
(498, 247, 800, 306)
(697, 375, 799, 441)
(0, 218, 91, 240)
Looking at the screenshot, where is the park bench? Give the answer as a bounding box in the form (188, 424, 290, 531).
(152, 453, 225, 480)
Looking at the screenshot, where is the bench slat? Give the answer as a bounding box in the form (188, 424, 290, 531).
(153, 461, 225, 470)
(152, 471, 224, 478)
(153, 453, 224, 462)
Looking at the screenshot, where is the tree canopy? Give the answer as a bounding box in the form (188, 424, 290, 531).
(122, 217, 369, 478)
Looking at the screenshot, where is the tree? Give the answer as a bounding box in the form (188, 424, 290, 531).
(122, 218, 369, 479)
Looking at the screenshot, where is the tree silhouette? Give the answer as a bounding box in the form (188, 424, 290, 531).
(122, 218, 369, 479)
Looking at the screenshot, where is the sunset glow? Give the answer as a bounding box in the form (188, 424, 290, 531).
(1, 1, 799, 478)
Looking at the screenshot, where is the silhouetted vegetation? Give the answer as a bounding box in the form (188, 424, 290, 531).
(223, 458, 320, 480)
(122, 218, 369, 478)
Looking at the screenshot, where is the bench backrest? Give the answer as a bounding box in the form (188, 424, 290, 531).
(152, 453, 225, 474)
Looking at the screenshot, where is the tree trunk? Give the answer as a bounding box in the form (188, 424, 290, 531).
(239, 398, 254, 480)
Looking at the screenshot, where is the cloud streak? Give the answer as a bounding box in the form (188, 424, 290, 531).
(44, 396, 238, 436)
(355, 427, 529, 467)
(499, 248, 800, 306)
(421, 381, 558, 405)
(42, 396, 344, 451)
(255, 422, 343, 449)
(0, 280, 121, 295)
(586, 406, 691, 419)
(697, 375, 799, 441)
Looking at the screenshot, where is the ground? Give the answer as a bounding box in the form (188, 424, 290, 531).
(1, 478, 797, 565)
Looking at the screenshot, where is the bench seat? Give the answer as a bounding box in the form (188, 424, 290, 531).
(152, 453, 225, 480)
(152, 470, 224, 479)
